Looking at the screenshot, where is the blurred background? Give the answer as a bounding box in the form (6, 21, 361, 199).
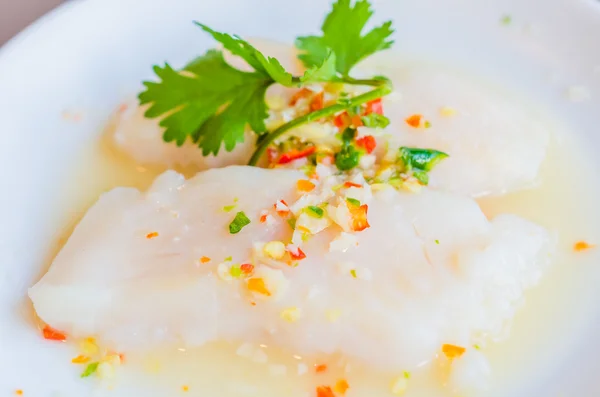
(0, 0, 63, 45)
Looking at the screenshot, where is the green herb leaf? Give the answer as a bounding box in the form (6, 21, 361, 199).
(223, 205, 236, 212)
(305, 206, 325, 218)
(81, 362, 99, 378)
(335, 144, 361, 171)
(140, 21, 340, 157)
(398, 147, 449, 171)
(300, 51, 338, 83)
(500, 15, 512, 26)
(361, 113, 390, 128)
(296, 0, 394, 76)
(346, 197, 361, 207)
(139, 50, 271, 156)
(434, 239, 440, 245)
(229, 211, 251, 234)
(224, 256, 233, 262)
(230, 265, 242, 278)
(350, 269, 358, 278)
(412, 169, 430, 185)
(287, 217, 297, 230)
(196, 23, 295, 86)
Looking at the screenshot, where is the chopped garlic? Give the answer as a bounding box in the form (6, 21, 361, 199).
(280, 307, 302, 323)
(97, 362, 115, 380)
(440, 106, 457, 117)
(329, 203, 353, 232)
(103, 354, 122, 367)
(316, 163, 334, 178)
(281, 108, 297, 123)
(252, 266, 289, 300)
(370, 183, 390, 192)
(264, 241, 286, 259)
(390, 375, 409, 395)
(264, 214, 276, 226)
(402, 177, 422, 193)
(80, 337, 99, 356)
(217, 262, 234, 281)
(329, 232, 359, 253)
(359, 154, 377, 169)
(344, 185, 372, 205)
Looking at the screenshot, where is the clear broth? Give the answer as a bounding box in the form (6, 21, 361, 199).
(46, 72, 600, 397)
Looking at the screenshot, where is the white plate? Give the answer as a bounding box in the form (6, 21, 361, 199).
(1, 0, 599, 395)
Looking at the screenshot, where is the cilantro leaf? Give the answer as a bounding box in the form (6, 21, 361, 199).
(139, 50, 271, 155)
(296, 0, 394, 76)
(196, 23, 295, 87)
(300, 51, 337, 82)
(198, 23, 336, 85)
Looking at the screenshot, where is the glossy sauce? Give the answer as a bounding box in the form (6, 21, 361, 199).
(46, 64, 600, 397)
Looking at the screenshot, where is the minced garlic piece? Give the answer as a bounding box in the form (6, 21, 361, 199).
(97, 362, 115, 380)
(390, 374, 409, 395)
(264, 241, 286, 259)
(217, 262, 234, 281)
(103, 354, 122, 367)
(280, 307, 301, 323)
(370, 183, 390, 192)
(329, 232, 359, 253)
(440, 106, 457, 117)
(402, 177, 422, 193)
(80, 337, 99, 356)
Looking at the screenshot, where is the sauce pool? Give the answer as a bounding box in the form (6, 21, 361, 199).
(44, 62, 600, 397)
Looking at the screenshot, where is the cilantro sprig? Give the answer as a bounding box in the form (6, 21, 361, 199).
(296, 0, 394, 76)
(139, 0, 394, 164)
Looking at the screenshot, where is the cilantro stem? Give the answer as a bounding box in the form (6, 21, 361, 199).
(248, 77, 393, 166)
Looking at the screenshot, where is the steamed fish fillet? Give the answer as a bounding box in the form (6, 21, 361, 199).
(113, 102, 256, 168)
(112, 39, 301, 169)
(29, 167, 552, 371)
(383, 66, 549, 197)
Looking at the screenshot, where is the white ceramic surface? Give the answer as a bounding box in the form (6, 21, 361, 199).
(0, 0, 599, 395)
